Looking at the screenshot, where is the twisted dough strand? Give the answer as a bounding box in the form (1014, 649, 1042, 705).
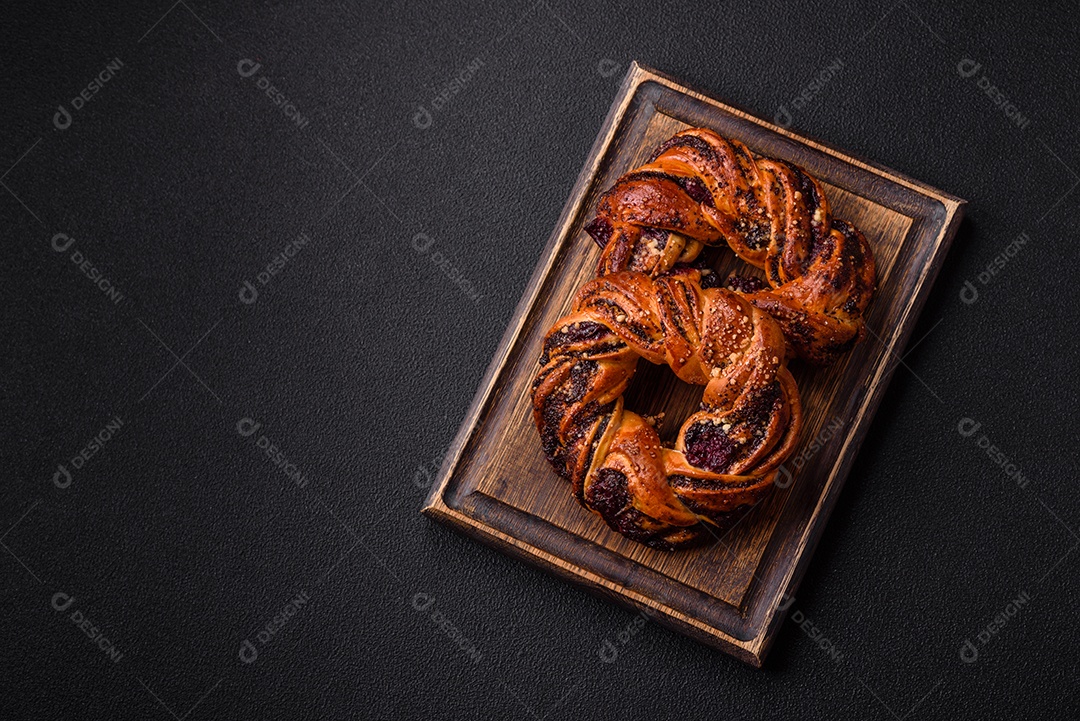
(534, 267, 803, 548)
(532, 128, 875, 549)
(589, 128, 876, 364)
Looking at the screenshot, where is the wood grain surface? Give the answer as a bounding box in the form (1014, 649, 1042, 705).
(423, 62, 965, 666)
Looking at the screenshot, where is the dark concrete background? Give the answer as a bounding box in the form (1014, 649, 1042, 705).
(2, 1, 1077, 719)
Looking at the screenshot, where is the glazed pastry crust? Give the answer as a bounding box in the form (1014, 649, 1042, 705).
(532, 128, 875, 549)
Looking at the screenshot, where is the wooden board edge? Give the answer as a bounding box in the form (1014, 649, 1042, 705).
(752, 200, 968, 661)
(421, 60, 971, 668)
(420, 496, 767, 667)
(632, 62, 968, 209)
(422, 62, 651, 516)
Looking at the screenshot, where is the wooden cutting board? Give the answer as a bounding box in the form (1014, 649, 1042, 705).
(422, 61, 965, 666)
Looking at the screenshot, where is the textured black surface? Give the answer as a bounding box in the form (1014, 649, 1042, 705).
(2, 1, 1078, 719)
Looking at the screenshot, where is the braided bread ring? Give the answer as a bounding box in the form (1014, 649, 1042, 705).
(532, 128, 875, 549)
